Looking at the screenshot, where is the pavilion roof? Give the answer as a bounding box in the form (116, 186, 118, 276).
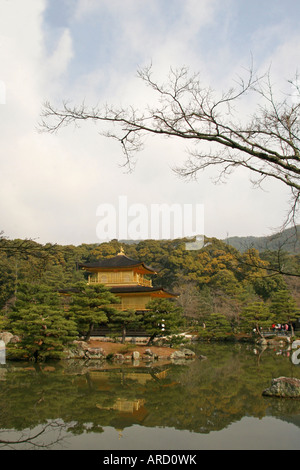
(78, 252, 157, 274)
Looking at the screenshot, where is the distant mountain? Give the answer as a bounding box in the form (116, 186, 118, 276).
(224, 225, 300, 254)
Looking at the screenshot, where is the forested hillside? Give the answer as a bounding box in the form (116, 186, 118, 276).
(1, 234, 299, 328)
(224, 225, 300, 254)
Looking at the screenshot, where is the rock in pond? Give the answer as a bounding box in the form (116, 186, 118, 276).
(170, 349, 196, 360)
(262, 377, 300, 398)
(132, 351, 140, 360)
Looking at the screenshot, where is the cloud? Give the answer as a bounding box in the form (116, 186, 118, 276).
(0, 0, 298, 245)
(0, 0, 78, 242)
(45, 28, 74, 83)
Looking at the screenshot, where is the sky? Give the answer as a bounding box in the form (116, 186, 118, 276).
(0, 0, 300, 246)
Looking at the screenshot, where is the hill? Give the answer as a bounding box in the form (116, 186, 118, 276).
(224, 226, 300, 254)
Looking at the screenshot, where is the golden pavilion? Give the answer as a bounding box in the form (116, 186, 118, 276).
(79, 248, 178, 312)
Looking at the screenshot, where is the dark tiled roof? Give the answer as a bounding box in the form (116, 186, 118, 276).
(79, 254, 156, 272)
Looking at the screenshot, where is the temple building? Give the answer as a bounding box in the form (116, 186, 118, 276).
(79, 248, 178, 312)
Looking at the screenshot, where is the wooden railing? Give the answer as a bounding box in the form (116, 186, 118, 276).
(88, 277, 152, 287)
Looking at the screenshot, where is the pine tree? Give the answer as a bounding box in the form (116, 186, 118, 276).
(6, 282, 78, 361)
(108, 309, 141, 343)
(240, 301, 273, 337)
(143, 299, 183, 344)
(70, 282, 119, 341)
(270, 290, 300, 335)
(198, 313, 233, 340)
(8, 304, 78, 361)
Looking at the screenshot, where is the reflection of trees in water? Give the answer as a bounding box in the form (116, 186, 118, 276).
(0, 364, 106, 449)
(0, 419, 69, 449)
(0, 345, 300, 448)
(141, 344, 300, 434)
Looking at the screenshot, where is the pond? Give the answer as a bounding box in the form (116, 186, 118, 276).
(0, 342, 300, 451)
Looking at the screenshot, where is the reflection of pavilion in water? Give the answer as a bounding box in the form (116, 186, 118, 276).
(96, 397, 148, 431)
(83, 367, 171, 430)
(88, 367, 169, 387)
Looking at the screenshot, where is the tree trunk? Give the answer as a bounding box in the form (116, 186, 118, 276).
(256, 322, 264, 338)
(147, 333, 156, 346)
(122, 325, 126, 344)
(33, 350, 39, 363)
(85, 322, 94, 342)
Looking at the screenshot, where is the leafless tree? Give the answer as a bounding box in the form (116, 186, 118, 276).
(175, 281, 206, 321)
(0, 231, 56, 257)
(0, 419, 67, 449)
(40, 64, 300, 223)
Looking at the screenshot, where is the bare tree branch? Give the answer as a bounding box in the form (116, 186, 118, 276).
(39, 65, 300, 219)
(0, 232, 56, 258)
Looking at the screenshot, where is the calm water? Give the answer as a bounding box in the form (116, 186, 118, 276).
(1, 342, 300, 450)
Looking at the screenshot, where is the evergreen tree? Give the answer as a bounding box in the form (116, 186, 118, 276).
(69, 282, 119, 341)
(198, 313, 233, 341)
(108, 309, 142, 343)
(8, 304, 78, 361)
(143, 299, 183, 344)
(6, 282, 78, 361)
(14, 281, 61, 307)
(0, 254, 16, 309)
(240, 301, 273, 337)
(270, 290, 300, 335)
